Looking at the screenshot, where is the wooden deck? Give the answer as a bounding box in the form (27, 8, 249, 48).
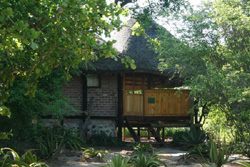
(119, 73, 194, 143)
(123, 90, 191, 117)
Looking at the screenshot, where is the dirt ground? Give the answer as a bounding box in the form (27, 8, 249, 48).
(46, 145, 249, 167)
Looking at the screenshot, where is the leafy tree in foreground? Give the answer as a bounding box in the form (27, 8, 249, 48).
(0, 68, 77, 144)
(0, 0, 126, 138)
(155, 0, 250, 156)
(0, 0, 125, 106)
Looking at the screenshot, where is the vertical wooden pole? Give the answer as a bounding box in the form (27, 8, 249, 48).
(156, 128, 161, 137)
(162, 127, 165, 142)
(122, 74, 126, 141)
(147, 128, 150, 140)
(82, 74, 88, 138)
(190, 96, 194, 125)
(123, 74, 126, 115)
(194, 100, 198, 124)
(132, 73, 135, 94)
(123, 127, 125, 141)
(117, 74, 123, 141)
(142, 74, 145, 117)
(137, 127, 140, 137)
(82, 74, 88, 112)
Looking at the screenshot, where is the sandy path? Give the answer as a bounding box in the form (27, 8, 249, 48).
(47, 147, 247, 167)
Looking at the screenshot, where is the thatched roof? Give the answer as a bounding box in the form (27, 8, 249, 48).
(84, 19, 170, 74)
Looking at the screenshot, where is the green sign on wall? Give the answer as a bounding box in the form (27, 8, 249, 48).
(148, 97, 155, 104)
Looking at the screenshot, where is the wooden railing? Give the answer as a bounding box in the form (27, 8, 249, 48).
(123, 90, 191, 117)
(123, 94, 143, 116)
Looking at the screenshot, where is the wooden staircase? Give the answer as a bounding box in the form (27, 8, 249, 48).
(123, 117, 165, 145)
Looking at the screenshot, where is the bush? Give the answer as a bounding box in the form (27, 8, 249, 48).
(105, 155, 130, 167)
(37, 126, 85, 159)
(163, 128, 187, 139)
(172, 125, 206, 149)
(81, 147, 108, 162)
(0, 68, 79, 144)
(130, 153, 167, 167)
(0, 148, 48, 167)
(203, 108, 235, 143)
(88, 133, 127, 147)
(231, 142, 250, 158)
(186, 137, 230, 167)
(187, 143, 209, 158)
(132, 143, 155, 155)
(207, 139, 230, 167)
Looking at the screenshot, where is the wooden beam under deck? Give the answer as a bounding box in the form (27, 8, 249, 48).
(124, 117, 140, 142)
(148, 124, 165, 145)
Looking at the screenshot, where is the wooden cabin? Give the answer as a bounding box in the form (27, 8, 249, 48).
(120, 73, 192, 142)
(61, 19, 194, 142)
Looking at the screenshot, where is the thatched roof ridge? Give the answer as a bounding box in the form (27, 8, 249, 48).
(85, 19, 170, 74)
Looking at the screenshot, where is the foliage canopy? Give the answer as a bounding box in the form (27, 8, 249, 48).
(0, 0, 126, 115)
(155, 0, 250, 156)
(0, 1, 128, 141)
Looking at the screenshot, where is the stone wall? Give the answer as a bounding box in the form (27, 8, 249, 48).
(87, 119, 116, 137)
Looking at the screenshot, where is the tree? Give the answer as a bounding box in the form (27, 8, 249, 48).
(115, 0, 188, 28)
(0, 0, 187, 139)
(0, 0, 126, 139)
(154, 0, 250, 156)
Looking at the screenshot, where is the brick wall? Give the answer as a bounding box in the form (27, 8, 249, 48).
(60, 73, 118, 136)
(87, 73, 118, 116)
(62, 75, 83, 111)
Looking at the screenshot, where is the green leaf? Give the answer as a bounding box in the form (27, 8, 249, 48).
(31, 42, 38, 50)
(0, 106, 11, 117)
(130, 64, 136, 70)
(5, 8, 13, 16)
(35, 68, 40, 74)
(31, 29, 40, 39)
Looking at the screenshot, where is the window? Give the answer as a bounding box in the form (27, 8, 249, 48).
(87, 74, 100, 88)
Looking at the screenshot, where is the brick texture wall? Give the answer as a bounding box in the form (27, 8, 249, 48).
(62, 75, 83, 111)
(87, 73, 118, 116)
(61, 73, 118, 136)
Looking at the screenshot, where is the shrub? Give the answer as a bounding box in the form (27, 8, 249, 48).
(105, 154, 130, 167)
(173, 125, 206, 149)
(187, 143, 209, 158)
(231, 142, 250, 158)
(88, 133, 127, 147)
(163, 128, 187, 139)
(187, 137, 230, 167)
(0, 68, 79, 144)
(132, 143, 155, 155)
(207, 139, 230, 167)
(37, 127, 85, 159)
(81, 147, 108, 162)
(130, 153, 167, 167)
(0, 148, 48, 167)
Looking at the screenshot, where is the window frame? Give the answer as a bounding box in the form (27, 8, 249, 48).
(87, 74, 101, 88)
